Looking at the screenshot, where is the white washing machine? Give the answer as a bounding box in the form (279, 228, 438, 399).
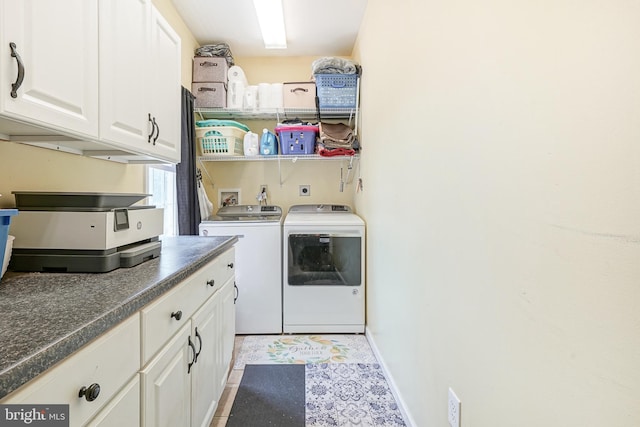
(200, 205, 282, 334)
(283, 204, 365, 333)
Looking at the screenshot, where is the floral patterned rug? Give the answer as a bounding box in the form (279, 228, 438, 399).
(233, 335, 407, 426)
(233, 335, 378, 369)
(306, 363, 406, 427)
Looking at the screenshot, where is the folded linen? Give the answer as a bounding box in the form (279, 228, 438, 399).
(312, 57, 360, 75)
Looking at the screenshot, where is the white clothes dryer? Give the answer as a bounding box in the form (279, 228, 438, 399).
(200, 205, 282, 334)
(283, 204, 365, 333)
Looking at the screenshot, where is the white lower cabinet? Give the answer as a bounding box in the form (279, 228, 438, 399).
(140, 248, 236, 427)
(0, 314, 140, 427)
(191, 280, 224, 427)
(141, 323, 193, 427)
(86, 376, 140, 427)
(219, 278, 236, 392)
(0, 247, 236, 427)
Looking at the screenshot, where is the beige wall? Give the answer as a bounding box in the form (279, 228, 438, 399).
(354, 0, 640, 426)
(0, 1, 198, 208)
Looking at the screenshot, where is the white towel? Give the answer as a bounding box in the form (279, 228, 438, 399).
(197, 182, 214, 220)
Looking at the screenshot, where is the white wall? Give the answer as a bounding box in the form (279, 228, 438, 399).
(354, 0, 640, 425)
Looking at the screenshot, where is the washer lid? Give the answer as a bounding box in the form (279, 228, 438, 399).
(205, 204, 282, 222)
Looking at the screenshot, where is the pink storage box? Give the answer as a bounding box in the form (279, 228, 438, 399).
(275, 125, 318, 155)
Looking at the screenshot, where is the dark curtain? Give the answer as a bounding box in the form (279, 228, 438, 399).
(176, 86, 200, 235)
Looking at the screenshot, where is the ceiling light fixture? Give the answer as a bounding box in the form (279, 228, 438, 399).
(253, 0, 287, 49)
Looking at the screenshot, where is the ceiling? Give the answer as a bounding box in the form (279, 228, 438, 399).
(171, 0, 368, 57)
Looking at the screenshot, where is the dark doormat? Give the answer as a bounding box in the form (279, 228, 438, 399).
(226, 364, 305, 427)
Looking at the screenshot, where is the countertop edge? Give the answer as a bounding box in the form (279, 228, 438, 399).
(0, 236, 238, 400)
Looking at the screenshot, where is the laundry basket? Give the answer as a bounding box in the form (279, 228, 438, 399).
(197, 126, 246, 156)
(0, 209, 18, 280)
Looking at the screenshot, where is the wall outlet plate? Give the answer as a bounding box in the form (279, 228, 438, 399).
(448, 387, 461, 427)
(299, 185, 310, 196)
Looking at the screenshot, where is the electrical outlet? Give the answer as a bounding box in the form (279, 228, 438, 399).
(259, 184, 268, 194)
(448, 388, 461, 427)
(299, 185, 310, 196)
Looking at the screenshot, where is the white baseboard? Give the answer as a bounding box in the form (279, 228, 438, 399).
(365, 326, 416, 427)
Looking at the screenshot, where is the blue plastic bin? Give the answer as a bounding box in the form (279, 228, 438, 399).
(275, 125, 318, 155)
(0, 209, 18, 280)
(315, 74, 359, 108)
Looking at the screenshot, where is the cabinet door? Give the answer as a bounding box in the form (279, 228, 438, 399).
(0, 0, 99, 137)
(1, 315, 140, 427)
(86, 375, 140, 427)
(149, 7, 181, 163)
(141, 323, 192, 427)
(190, 291, 222, 427)
(98, 0, 151, 151)
(220, 278, 236, 382)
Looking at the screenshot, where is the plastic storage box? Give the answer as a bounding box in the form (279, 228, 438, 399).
(197, 126, 246, 155)
(0, 209, 18, 280)
(315, 74, 358, 108)
(192, 82, 227, 108)
(275, 125, 318, 155)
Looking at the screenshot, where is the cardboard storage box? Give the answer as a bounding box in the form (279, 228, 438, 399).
(192, 57, 228, 82)
(192, 82, 227, 108)
(283, 82, 316, 109)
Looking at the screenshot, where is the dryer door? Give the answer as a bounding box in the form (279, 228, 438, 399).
(287, 233, 361, 286)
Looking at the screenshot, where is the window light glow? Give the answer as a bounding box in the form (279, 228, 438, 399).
(253, 0, 287, 49)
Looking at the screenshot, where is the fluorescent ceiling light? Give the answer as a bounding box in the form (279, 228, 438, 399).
(253, 0, 287, 49)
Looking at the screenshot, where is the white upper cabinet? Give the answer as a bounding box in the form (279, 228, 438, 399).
(149, 8, 182, 163)
(99, 0, 151, 152)
(0, 0, 181, 164)
(0, 0, 99, 138)
(99, 0, 181, 163)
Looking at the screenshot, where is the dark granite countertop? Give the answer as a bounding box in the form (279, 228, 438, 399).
(0, 235, 237, 399)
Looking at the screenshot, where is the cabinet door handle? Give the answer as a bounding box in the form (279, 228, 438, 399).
(207, 279, 215, 287)
(194, 327, 202, 362)
(78, 383, 101, 402)
(171, 310, 183, 321)
(9, 42, 25, 98)
(187, 336, 196, 374)
(227, 262, 234, 269)
(234, 282, 238, 304)
(148, 113, 154, 143)
(152, 118, 160, 145)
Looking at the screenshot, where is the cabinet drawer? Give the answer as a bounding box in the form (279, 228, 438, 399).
(141, 248, 236, 365)
(1, 314, 140, 427)
(141, 278, 201, 365)
(187, 247, 235, 304)
(208, 247, 235, 292)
